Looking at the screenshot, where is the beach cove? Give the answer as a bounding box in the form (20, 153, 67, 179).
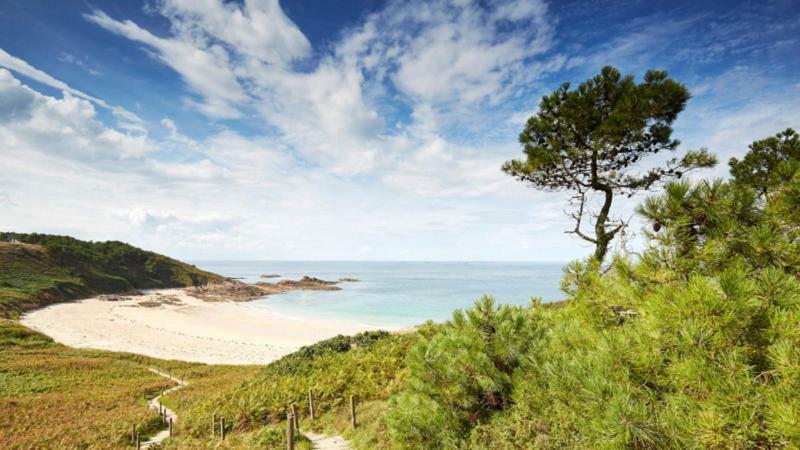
(21, 288, 385, 365)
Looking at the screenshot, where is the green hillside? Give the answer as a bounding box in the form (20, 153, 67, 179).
(0, 233, 225, 318)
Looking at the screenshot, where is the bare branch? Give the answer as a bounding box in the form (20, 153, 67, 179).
(565, 191, 598, 244)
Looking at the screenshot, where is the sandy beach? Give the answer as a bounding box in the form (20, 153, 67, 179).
(21, 288, 384, 365)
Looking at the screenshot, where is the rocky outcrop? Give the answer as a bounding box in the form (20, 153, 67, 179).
(187, 282, 268, 302)
(255, 276, 342, 294)
(187, 276, 348, 302)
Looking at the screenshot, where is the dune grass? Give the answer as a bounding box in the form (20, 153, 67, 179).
(0, 320, 257, 449)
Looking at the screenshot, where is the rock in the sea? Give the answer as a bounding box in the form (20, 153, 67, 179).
(189, 276, 344, 302)
(259, 274, 281, 278)
(338, 277, 360, 282)
(275, 276, 341, 290)
(187, 282, 267, 302)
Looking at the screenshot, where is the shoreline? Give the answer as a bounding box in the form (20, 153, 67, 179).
(20, 288, 386, 365)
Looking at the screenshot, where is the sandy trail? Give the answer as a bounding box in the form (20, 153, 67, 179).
(141, 369, 186, 448)
(302, 430, 352, 450)
(21, 288, 385, 365)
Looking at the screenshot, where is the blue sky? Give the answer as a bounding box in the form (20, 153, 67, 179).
(1, 0, 798, 261)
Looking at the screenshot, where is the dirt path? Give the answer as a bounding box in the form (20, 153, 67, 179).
(140, 368, 346, 449)
(141, 368, 187, 448)
(301, 430, 351, 450)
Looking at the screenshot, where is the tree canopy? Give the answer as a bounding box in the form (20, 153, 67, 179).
(503, 66, 716, 262)
(729, 128, 800, 196)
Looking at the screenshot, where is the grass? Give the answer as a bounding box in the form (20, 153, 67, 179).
(0, 318, 407, 449)
(0, 320, 257, 449)
(309, 399, 393, 449)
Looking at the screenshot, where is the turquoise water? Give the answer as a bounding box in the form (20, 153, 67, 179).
(192, 261, 566, 328)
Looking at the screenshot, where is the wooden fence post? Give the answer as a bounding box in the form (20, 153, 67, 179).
(308, 389, 315, 420)
(286, 413, 295, 450)
(212, 413, 216, 437)
(169, 417, 173, 437)
(350, 395, 357, 428)
(291, 403, 299, 430)
(220, 417, 225, 440)
(131, 424, 136, 444)
(135, 433, 140, 450)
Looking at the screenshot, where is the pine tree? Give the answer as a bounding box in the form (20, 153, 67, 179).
(503, 66, 716, 262)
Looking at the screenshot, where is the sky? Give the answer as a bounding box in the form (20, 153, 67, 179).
(0, 0, 798, 261)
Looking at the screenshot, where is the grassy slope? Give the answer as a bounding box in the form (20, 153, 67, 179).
(0, 233, 225, 318)
(0, 307, 408, 449)
(0, 319, 257, 449)
(163, 332, 414, 449)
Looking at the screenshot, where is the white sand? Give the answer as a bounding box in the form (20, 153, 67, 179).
(21, 288, 383, 365)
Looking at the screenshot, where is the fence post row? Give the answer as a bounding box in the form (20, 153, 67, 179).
(308, 389, 315, 420)
(350, 394, 357, 428)
(291, 403, 299, 430)
(286, 413, 295, 450)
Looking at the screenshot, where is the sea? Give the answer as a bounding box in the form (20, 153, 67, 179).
(192, 261, 566, 329)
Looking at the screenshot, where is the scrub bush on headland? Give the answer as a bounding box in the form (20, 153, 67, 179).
(385, 127, 800, 448)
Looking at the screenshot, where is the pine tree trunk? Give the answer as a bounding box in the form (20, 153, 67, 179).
(593, 185, 614, 263)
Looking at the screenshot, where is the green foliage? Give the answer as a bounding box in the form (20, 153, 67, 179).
(503, 66, 716, 262)
(386, 296, 543, 448)
(729, 128, 800, 195)
(0, 232, 224, 317)
(385, 129, 800, 448)
(268, 330, 391, 376)
(0, 320, 221, 449)
(0, 319, 53, 347)
(178, 331, 414, 441)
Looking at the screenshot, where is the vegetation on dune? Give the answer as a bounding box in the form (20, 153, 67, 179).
(0, 232, 224, 318)
(0, 318, 263, 449)
(175, 331, 414, 445)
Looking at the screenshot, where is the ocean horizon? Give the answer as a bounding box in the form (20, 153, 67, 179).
(192, 260, 567, 328)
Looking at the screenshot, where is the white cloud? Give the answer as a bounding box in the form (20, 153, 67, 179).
(0, 191, 13, 208)
(0, 48, 144, 131)
(387, 0, 553, 105)
(156, 0, 311, 66)
(85, 10, 248, 119)
(0, 48, 103, 105)
(0, 68, 152, 161)
(83, 0, 560, 178)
